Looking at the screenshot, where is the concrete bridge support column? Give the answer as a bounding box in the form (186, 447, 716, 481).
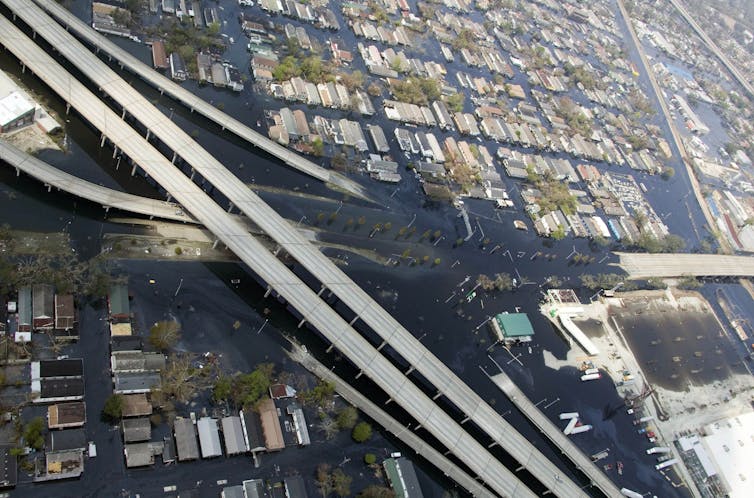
(145, 129, 151, 140)
(227, 201, 234, 213)
(405, 366, 415, 375)
(326, 344, 334, 353)
(131, 164, 138, 177)
(297, 319, 306, 328)
(213, 239, 220, 250)
(121, 108, 126, 120)
(460, 416, 470, 424)
(273, 246, 282, 257)
(189, 169, 196, 181)
(112, 146, 118, 159)
(355, 370, 363, 379)
(317, 285, 326, 296)
(433, 391, 442, 400)
(377, 340, 386, 351)
(100, 134, 106, 148)
(65, 103, 71, 114)
(166, 194, 172, 203)
(263, 285, 272, 297)
(15, 167, 19, 177)
(488, 442, 498, 449)
(104, 206, 110, 213)
(20, 63, 25, 74)
(171, 152, 177, 164)
(384, 398, 392, 405)
(32, 31, 36, 40)
(45, 184, 51, 192)
(349, 315, 359, 325)
(115, 155, 121, 170)
(414, 424, 421, 430)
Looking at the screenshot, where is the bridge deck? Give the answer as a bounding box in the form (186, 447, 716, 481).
(615, 252, 754, 278)
(0, 139, 197, 223)
(3, 3, 616, 496)
(0, 13, 534, 498)
(29, 0, 366, 199)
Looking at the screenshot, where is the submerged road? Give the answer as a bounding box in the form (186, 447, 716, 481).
(0, 139, 197, 224)
(27, 0, 367, 200)
(614, 252, 754, 278)
(0, 3, 616, 496)
(0, 13, 536, 498)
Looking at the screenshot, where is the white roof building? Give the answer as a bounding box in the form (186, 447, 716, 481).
(197, 417, 223, 458)
(0, 91, 34, 130)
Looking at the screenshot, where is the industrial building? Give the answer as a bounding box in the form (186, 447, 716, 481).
(0, 91, 35, 133)
(489, 313, 535, 345)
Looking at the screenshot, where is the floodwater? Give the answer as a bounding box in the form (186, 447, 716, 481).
(0, 0, 748, 496)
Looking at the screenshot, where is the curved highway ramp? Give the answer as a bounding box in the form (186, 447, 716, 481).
(0, 139, 196, 224)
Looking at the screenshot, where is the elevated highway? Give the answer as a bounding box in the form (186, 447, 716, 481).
(0, 139, 197, 223)
(614, 252, 754, 279)
(0, 13, 535, 498)
(668, 0, 754, 100)
(0, 3, 619, 495)
(28, 0, 367, 200)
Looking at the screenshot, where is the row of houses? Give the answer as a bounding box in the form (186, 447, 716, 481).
(196, 53, 244, 92)
(29, 359, 88, 481)
(9, 285, 76, 343)
(267, 78, 373, 116)
(258, 0, 339, 31)
(171, 385, 310, 464)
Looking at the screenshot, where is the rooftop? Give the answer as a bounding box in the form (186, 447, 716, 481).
(48, 402, 86, 428)
(121, 393, 152, 417)
(0, 91, 34, 127)
(493, 313, 535, 338)
(122, 417, 151, 443)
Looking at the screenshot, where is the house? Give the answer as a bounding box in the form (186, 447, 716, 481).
(32, 359, 85, 403)
(32, 284, 54, 330)
(122, 418, 151, 443)
(367, 124, 389, 153)
(48, 402, 86, 429)
(43, 429, 86, 481)
(258, 398, 285, 451)
(243, 479, 267, 498)
(286, 404, 310, 447)
(54, 294, 76, 332)
(174, 417, 199, 461)
(108, 285, 130, 322)
(169, 53, 188, 81)
(384, 456, 424, 498)
(151, 40, 168, 69)
(284, 476, 308, 498)
(17, 286, 31, 333)
(222, 485, 246, 498)
(221, 416, 248, 456)
(124, 442, 155, 468)
(114, 371, 161, 394)
(111, 351, 166, 373)
(197, 417, 222, 458)
(489, 312, 534, 345)
(121, 394, 153, 418)
(240, 410, 266, 453)
(110, 336, 142, 353)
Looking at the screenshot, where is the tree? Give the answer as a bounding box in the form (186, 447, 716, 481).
(149, 320, 181, 350)
(316, 464, 334, 497)
(646, 277, 667, 289)
(213, 375, 232, 403)
(301, 380, 335, 408)
(477, 274, 495, 291)
(550, 225, 566, 240)
(661, 167, 675, 180)
(319, 416, 339, 440)
(22, 417, 45, 450)
(312, 137, 324, 157)
(364, 453, 377, 465)
(332, 468, 352, 497)
(493, 273, 514, 291)
(433, 258, 441, 267)
(336, 406, 358, 429)
(231, 363, 275, 409)
(352, 421, 372, 442)
(102, 394, 124, 421)
(367, 82, 382, 97)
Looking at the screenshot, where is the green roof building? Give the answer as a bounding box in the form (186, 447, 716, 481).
(108, 284, 130, 320)
(490, 313, 534, 344)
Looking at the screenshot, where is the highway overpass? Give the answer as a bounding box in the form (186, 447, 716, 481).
(614, 252, 754, 279)
(1, 3, 616, 496)
(28, 0, 367, 200)
(0, 139, 197, 224)
(0, 13, 540, 498)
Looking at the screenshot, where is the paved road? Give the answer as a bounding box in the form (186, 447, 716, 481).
(614, 252, 754, 278)
(3, 3, 606, 496)
(288, 343, 497, 498)
(615, 0, 725, 253)
(0, 139, 198, 223)
(668, 0, 754, 100)
(487, 370, 616, 495)
(0, 14, 537, 498)
(29, 0, 367, 200)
